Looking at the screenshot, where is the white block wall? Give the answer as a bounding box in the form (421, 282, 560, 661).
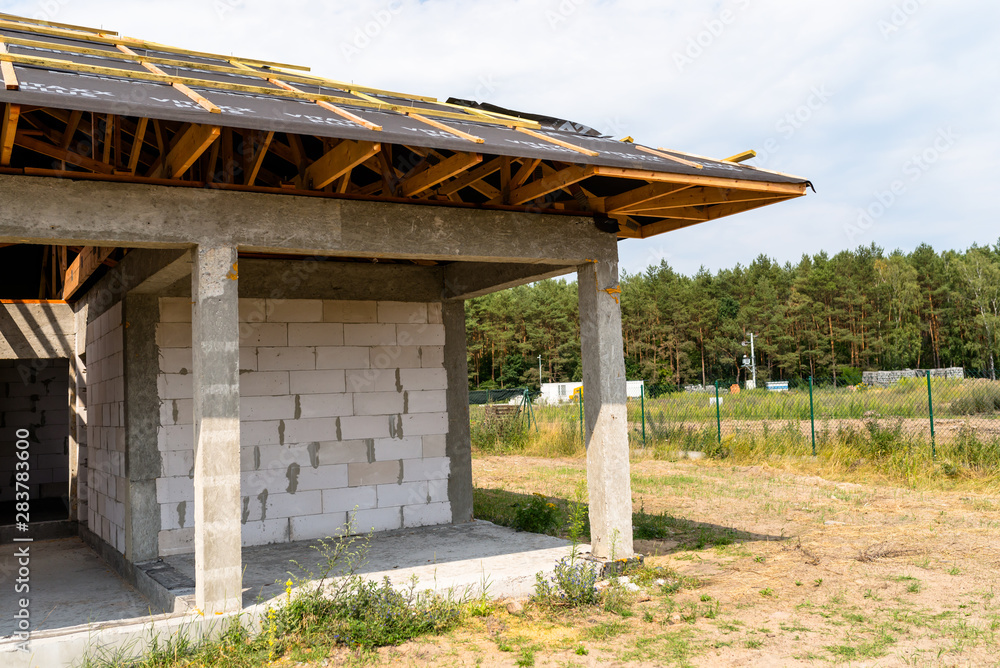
(84, 302, 126, 553)
(156, 298, 451, 556)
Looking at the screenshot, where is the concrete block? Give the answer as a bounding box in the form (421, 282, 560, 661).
(348, 460, 401, 487)
(293, 464, 349, 491)
(160, 502, 188, 531)
(370, 345, 421, 369)
(296, 393, 355, 419)
(160, 398, 193, 426)
(343, 323, 396, 347)
(239, 347, 258, 371)
(374, 436, 422, 461)
(240, 371, 290, 397)
(242, 518, 290, 546)
(260, 490, 322, 519)
(427, 302, 443, 324)
(376, 481, 427, 508)
(158, 528, 194, 556)
(403, 502, 452, 528)
(257, 347, 317, 372)
(290, 511, 348, 542)
(377, 301, 427, 324)
(401, 412, 448, 436)
(317, 439, 370, 465)
(406, 390, 447, 413)
(238, 322, 288, 347)
(156, 476, 194, 503)
(396, 323, 445, 347)
(324, 300, 377, 323)
(349, 506, 401, 533)
(238, 298, 267, 323)
(240, 395, 296, 421)
(316, 346, 370, 370)
(267, 299, 323, 322)
(419, 346, 445, 368)
(285, 369, 345, 394)
(156, 323, 192, 348)
(353, 391, 405, 416)
(157, 374, 193, 400)
(422, 434, 447, 458)
(283, 417, 340, 444)
(157, 424, 194, 452)
(159, 297, 193, 323)
(239, 420, 282, 447)
(340, 415, 394, 440)
(323, 485, 377, 513)
(345, 368, 399, 393)
(402, 457, 450, 482)
(161, 449, 194, 477)
(289, 323, 345, 347)
(427, 478, 448, 503)
(159, 348, 192, 374)
(399, 368, 447, 391)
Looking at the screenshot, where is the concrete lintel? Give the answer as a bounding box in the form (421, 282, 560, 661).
(77, 248, 191, 321)
(192, 244, 243, 613)
(443, 301, 472, 524)
(443, 262, 575, 300)
(0, 175, 613, 264)
(239, 259, 445, 301)
(578, 254, 634, 560)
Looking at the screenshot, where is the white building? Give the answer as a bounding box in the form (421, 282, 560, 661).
(539, 380, 645, 404)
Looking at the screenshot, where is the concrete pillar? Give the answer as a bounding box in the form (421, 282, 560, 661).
(578, 259, 634, 559)
(192, 245, 243, 613)
(122, 294, 163, 563)
(443, 301, 473, 523)
(68, 304, 88, 523)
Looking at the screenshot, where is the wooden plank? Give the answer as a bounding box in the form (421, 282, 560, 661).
(0, 41, 18, 90)
(0, 12, 116, 35)
(299, 140, 381, 190)
(510, 158, 541, 191)
(635, 144, 703, 169)
(508, 164, 595, 205)
(405, 113, 485, 143)
(624, 188, 784, 213)
(602, 183, 693, 213)
(724, 150, 756, 164)
(150, 124, 221, 179)
(1, 103, 18, 165)
(514, 127, 599, 157)
(399, 152, 482, 197)
(246, 130, 274, 186)
(265, 77, 383, 131)
(118, 45, 221, 114)
(127, 116, 149, 174)
(60, 109, 83, 149)
(62, 246, 116, 300)
(636, 197, 797, 238)
(437, 156, 503, 196)
(592, 165, 809, 195)
(101, 114, 112, 165)
(15, 131, 115, 173)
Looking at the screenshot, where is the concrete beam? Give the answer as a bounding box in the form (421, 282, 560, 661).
(77, 248, 190, 320)
(0, 175, 612, 264)
(443, 301, 473, 524)
(191, 245, 242, 613)
(443, 262, 575, 300)
(0, 301, 74, 359)
(239, 259, 445, 301)
(578, 256, 634, 560)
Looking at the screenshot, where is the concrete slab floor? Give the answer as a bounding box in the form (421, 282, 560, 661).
(165, 521, 583, 608)
(0, 537, 156, 638)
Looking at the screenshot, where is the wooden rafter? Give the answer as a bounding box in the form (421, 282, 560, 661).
(263, 76, 382, 132)
(117, 45, 221, 114)
(15, 130, 115, 173)
(592, 165, 809, 196)
(1, 103, 18, 165)
(298, 140, 381, 190)
(62, 247, 116, 300)
(127, 116, 149, 174)
(601, 183, 693, 213)
(0, 41, 18, 90)
(623, 187, 787, 213)
(635, 145, 703, 169)
(514, 127, 599, 157)
(508, 164, 595, 206)
(405, 113, 485, 144)
(399, 153, 482, 197)
(150, 124, 221, 179)
(636, 196, 797, 237)
(245, 130, 274, 186)
(436, 156, 503, 197)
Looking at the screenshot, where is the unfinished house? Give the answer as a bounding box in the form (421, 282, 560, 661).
(0, 13, 809, 615)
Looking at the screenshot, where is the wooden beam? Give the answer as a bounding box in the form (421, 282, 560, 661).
(246, 130, 274, 186)
(636, 197, 798, 238)
(62, 246, 116, 300)
(437, 156, 503, 196)
(508, 164, 595, 206)
(724, 150, 756, 164)
(592, 165, 809, 196)
(406, 114, 484, 143)
(510, 158, 541, 191)
(299, 140, 381, 190)
(127, 116, 149, 174)
(15, 131, 115, 174)
(602, 183, 693, 213)
(623, 188, 786, 213)
(514, 127, 599, 157)
(399, 152, 482, 197)
(265, 77, 382, 131)
(118, 45, 221, 114)
(151, 124, 221, 179)
(1, 103, 18, 165)
(0, 41, 18, 90)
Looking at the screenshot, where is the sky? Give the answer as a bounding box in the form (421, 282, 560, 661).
(2, 0, 997, 276)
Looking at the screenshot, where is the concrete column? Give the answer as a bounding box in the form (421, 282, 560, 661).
(68, 304, 88, 523)
(122, 294, 163, 563)
(578, 258, 634, 559)
(192, 245, 243, 613)
(443, 301, 473, 523)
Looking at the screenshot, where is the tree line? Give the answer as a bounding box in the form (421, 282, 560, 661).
(465, 242, 1000, 390)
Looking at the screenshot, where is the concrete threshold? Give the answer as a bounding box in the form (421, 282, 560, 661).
(1, 521, 582, 668)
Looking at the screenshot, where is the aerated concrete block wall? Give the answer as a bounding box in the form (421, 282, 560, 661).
(0, 359, 69, 503)
(156, 297, 452, 557)
(85, 302, 127, 552)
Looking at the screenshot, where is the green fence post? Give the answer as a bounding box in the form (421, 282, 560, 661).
(926, 370, 936, 459)
(578, 391, 585, 444)
(641, 384, 646, 447)
(809, 376, 816, 457)
(714, 380, 722, 444)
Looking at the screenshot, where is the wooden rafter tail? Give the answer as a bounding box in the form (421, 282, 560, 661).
(508, 164, 596, 206)
(622, 188, 787, 214)
(592, 165, 810, 196)
(267, 78, 382, 131)
(405, 113, 484, 144)
(514, 127, 599, 157)
(151, 124, 221, 179)
(1, 103, 19, 165)
(635, 144, 703, 169)
(0, 41, 19, 90)
(299, 140, 381, 190)
(399, 153, 482, 197)
(116, 45, 221, 114)
(601, 183, 694, 214)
